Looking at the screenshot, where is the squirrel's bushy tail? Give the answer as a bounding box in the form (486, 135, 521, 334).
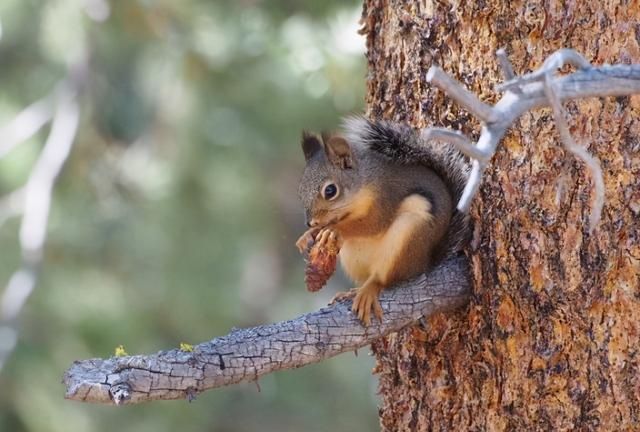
(343, 117, 471, 260)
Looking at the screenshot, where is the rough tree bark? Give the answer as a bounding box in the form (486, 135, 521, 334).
(364, 1, 640, 430)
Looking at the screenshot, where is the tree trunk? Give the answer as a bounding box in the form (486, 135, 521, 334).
(363, 1, 640, 430)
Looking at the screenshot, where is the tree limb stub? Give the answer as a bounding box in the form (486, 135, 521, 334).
(63, 255, 470, 405)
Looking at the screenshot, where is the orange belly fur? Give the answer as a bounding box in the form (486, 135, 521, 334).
(339, 234, 384, 285)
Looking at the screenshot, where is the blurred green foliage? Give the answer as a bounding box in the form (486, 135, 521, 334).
(0, 0, 377, 431)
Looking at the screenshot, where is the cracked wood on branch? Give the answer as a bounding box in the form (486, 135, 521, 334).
(63, 255, 469, 405)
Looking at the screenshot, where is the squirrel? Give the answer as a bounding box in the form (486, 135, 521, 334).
(296, 117, 470, 325)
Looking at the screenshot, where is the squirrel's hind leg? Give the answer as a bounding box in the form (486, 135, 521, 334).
(350, 194, 435, 325)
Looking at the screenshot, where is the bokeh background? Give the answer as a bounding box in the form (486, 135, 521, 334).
(0, 1, 378, 431)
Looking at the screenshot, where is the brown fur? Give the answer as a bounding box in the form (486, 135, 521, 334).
(298, 121, 464, 325)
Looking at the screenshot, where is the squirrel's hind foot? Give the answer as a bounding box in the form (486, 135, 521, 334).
(352, 286, 384, 326)
(331, 282, 384, 326)
(329, 288, 358, 305)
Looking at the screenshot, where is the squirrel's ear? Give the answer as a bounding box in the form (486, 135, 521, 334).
(324, 135, 354, 169)
(301, 132, 323, 161)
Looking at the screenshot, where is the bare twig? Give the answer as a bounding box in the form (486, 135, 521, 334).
(63, 256, 470, 405)
(425, 48, 640, 228)
(20, 87, 80, 262)
(427, 67, 498, 123)
(421, 128, 489, 161)
(497, 48, 592, 92)
(0, 188, 25, 229)
(0, 97, 55, 159)
(543, 73, 605, 233)
(496, 48, 516, 82)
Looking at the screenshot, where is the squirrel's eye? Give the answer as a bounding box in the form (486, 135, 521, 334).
(322, 183, 339, 200)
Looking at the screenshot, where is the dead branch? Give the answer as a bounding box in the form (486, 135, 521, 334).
(63, 255, 470, 405)
(543, 72, 604, 233)
(0, 96, 54, 159)
(425, 48, 640, 232)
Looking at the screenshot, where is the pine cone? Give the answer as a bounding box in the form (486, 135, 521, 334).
(303, 232, 340, 292)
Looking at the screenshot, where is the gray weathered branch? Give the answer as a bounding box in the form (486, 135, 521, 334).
(63, 255, 470, 405)
(426, 48, 640, 226)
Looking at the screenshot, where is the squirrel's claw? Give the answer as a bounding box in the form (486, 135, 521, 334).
(315, 229, 331, 249)
(296, 228, 319, 254)
(329, 288, 358, 305)
(315, 227, 341, 250)
(296, 227, 341, 255)
(352, 287, 383, 326)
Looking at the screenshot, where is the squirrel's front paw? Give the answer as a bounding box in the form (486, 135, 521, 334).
(352, 287, 383, 326)
(314, 227, 340, 250)
(296, 228, 319, 254)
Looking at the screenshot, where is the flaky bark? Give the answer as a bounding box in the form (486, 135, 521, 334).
(364, 1, 640, 430)
(63, 256, 469, 404)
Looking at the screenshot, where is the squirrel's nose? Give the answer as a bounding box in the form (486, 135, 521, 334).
(305, 215, 318, 228)
(304, 210, 315, 227)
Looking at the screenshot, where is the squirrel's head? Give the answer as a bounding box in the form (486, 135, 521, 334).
(298, 132, 364, 229)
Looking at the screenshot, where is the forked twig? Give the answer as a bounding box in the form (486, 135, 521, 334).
(543, 73, 604, 233)
(425, 48, 640, 231)
(0, 97, 55, 159)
